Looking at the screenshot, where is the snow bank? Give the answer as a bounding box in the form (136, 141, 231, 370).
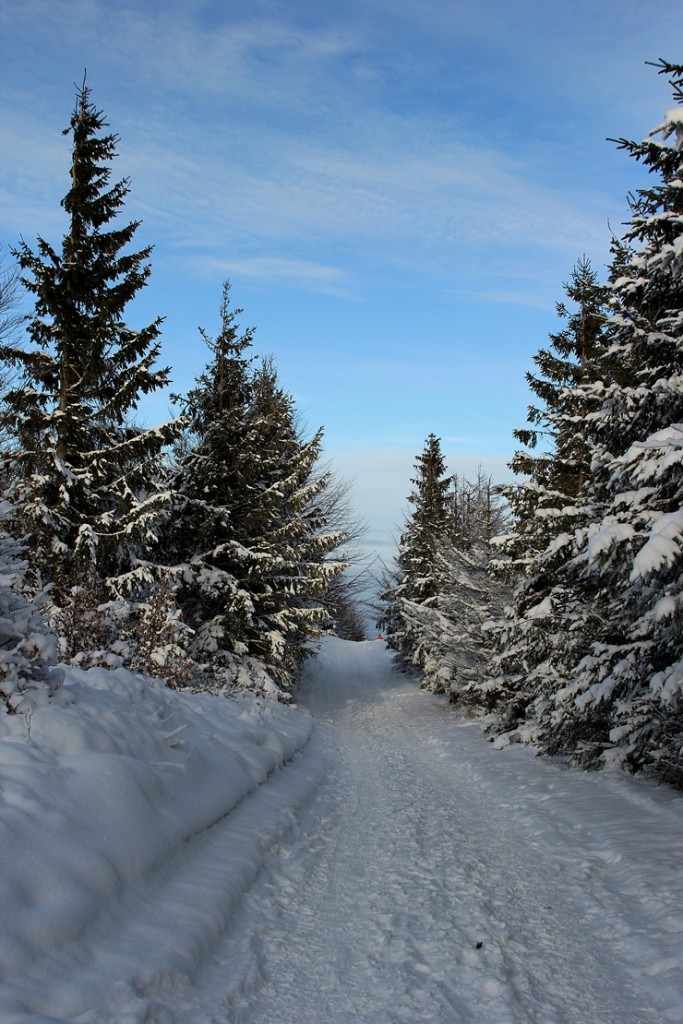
(0, 664, 312, 1020)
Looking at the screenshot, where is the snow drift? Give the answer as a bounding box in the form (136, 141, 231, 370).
(0, 664, 311, 1021)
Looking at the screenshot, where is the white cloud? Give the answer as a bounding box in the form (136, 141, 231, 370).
(196, 255, 351, 296)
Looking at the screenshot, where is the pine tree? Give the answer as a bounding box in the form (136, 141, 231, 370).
(239, 355, 348, 682)
(401, 433, 450, 601)
(161, 284, 260, 685)
(0, 79, 179, 600)
(539, 61, 683, 781)
(500, 256, 608, 573)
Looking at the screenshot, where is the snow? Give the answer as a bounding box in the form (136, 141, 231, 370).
(632, 424, 683, 450)
(665, 106, 683, 127)
(587, 520, 636, 562)
(524, 595, 553, 619)
(0, 665, 311, 1022)
(631, 509, 683, 580)
(3, 638, 683, 1022)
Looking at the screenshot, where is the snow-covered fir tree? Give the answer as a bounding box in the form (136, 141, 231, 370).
(380, 434, 449, 674)
(160, 282, 256, 688)
(508, 256, 609, 545)
(441, 470, 509, 705)
(476, 257, 611, 731)
(0, 80, 179, 603)
(532, 61, 683, 782)
(238, 354, 349, 683)
(162, 284, 348, 695)
(380, 436, 506, 696)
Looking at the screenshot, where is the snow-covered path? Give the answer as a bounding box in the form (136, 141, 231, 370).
(3, 638, 683, 1023)
(181, 638, 683, 1024)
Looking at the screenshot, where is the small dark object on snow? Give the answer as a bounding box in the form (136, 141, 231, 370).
(475, 942, 483, 949)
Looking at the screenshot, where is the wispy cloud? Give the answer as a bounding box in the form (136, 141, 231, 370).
(197, 255, 351, 296)
(112, 117, 612, 305)
(0, 0, 631, 296)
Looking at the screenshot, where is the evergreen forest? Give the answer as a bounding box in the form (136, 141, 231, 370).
(3, 61, 683, 789)
(380, 60, 683, 788)
(0, 79, 358, 708)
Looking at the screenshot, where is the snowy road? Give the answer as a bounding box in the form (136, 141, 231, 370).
(4, 638, 683, 1023)
(180, 638, 683, 1024)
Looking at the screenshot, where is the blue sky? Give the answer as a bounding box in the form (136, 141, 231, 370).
(1, 0, 681, 559)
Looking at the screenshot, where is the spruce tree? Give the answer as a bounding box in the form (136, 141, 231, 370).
(243, 357, 348, 678)
(380, 434, 450, 674)
(498, 256, 608, 576)
(539, 61, 683, 781)
(478, 258, 610, 733)
(440, 470, 509, 704)
(401, 433, 450, 602)
(162, 284, 261, 684)
(381, 444, 507, 695)
(0, 79, 178, 599)
(164, 285, 347, 693)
